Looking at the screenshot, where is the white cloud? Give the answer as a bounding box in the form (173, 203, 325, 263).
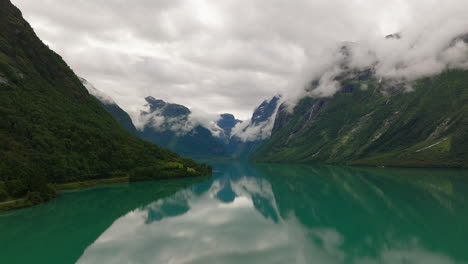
(11, 0, 468, 122)
(231, 108, 281, 142)
(80, 77, 115, 105)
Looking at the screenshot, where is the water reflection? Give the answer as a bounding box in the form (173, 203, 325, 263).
(76, 163, 468, 264)
(0, 177, 204, 264)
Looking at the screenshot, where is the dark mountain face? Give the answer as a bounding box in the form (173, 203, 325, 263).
(216, 113, 242, 144)
(145, 96, 167, 110)
(251, 96, 281, 125)
(0, 0, 210, 207)
(145, 96, 191, 117)
(139, 98, 228, 158)
(217, 114, 241, 137)
(226, 96, 281, 159)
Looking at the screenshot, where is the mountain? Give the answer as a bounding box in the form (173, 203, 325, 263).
(251, 69, 468, 168)
(250, 96, 281, 126)
(77, 91, 232, 158)
(75, 88, 264, 160)
(134, 96, 280, 159)
(216, 113, 241, 144)
(0, 0, 210, 208)
(228, 96, 281, 159)
(138, 97, 228, 158)
(80, 77, 138, 135)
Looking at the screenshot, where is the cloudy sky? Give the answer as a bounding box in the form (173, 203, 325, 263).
(12, 0, 468, 120)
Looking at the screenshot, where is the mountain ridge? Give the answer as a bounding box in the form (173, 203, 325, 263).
(80, 77, 138, 135)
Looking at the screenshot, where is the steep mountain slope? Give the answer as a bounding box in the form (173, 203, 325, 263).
(139, 97, 228, 158)
(0, 0, 210, 207)
(80, 77, 138, 135)
(229, 96, 281, 158)
(252, 70, 468, 168)
(249, 96, 281, 125)
(216, 113, 241, 144)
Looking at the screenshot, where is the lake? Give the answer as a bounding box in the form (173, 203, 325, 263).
(1, 162, 468, 264)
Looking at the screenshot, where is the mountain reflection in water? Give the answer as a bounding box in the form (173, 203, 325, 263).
(74, 163, 468, 264)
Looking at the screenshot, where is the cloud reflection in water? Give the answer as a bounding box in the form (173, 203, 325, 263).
(76, 164, 467, 264)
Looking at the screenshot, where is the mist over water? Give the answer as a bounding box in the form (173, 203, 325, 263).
(1, 163, 468, 264)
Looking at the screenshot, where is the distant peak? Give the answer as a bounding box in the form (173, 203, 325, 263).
(144, 96, 190, 117)
(385, 33, 402, 39)
(217, 113, 242, 140)
(145, 96, 165, 104)
(145, 96, 167, 110)
(219, 113, 237, 121)
(250, 95, 281, 125)
(218, 113, 241, 125)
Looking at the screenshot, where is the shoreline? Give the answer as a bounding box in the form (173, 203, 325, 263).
(0, 177, 130, 212)
(0, 172, 212, 213)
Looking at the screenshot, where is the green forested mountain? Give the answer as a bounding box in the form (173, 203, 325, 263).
(252, 70, 468, 168)
(0, 0, 210, 207)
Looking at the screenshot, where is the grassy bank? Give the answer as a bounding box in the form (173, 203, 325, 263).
(0, 177, 129, 212)
(0, 171, 212, 212)
(0, 198, 29, 212)
(57, 177, 129, 190)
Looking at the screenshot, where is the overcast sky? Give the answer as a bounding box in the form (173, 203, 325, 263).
(12, 0, 468, 120)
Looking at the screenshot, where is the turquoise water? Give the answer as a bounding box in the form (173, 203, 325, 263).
(1, 163, 468, 264)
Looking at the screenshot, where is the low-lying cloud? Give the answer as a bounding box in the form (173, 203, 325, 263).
(12, 0, 468, 122)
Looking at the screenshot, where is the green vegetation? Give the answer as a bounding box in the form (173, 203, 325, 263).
(0, 198, 28, 211)
(252, 70, 468, 168)
(57, 177, 129, 190)
(0, 1, 211, 208)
